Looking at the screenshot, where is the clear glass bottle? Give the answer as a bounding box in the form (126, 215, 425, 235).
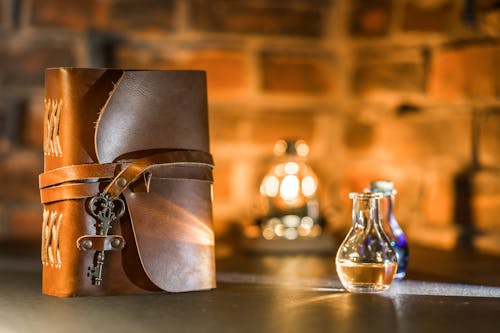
(370, 180, 409, 279)
(336, 192, 398, 293)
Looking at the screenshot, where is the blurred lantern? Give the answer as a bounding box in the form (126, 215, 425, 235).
(258, 139, 322, 240)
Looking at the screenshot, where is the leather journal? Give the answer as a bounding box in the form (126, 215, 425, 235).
(39, 68, 216, 297)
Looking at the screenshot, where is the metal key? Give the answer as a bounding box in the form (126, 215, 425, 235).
(87, 192, 125, 286)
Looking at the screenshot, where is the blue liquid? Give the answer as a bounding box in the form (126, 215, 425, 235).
(369, 184, 409, 279)
(390, 217, 409, 279)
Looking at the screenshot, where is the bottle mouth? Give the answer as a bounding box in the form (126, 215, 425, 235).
(369, 180, 397, 195)
(349, 192, 383, 200)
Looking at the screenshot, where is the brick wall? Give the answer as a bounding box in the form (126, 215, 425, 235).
(1, 0, 499, 254)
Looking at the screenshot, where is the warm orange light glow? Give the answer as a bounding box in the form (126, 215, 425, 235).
(282, 215, 300, 227)
(302, 176, 317, 197)
(284, 162, 300, 174)
(284, 227, 298, 240)
(273, 139, 288, 156)
(280, 175, 300, 201)
(262, 227, 275, 240)
(274, 163, 285, 175)
(261, 175, 280, 197)
(274, 223, 285, 237)
(300, 216, 314, 228)
(295, 140, 309, 157)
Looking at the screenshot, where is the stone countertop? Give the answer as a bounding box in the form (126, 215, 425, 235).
(0, 243, 499, 333)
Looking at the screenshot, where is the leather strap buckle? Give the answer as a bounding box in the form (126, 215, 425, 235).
(76, 235, 125, 251)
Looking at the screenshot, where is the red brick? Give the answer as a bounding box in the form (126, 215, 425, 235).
(475, 0, 500, 10)
(478, 108, 500, 169)
(408, 112, 471, 161)
(23, 91, 45, 148)
(0, 38, 76, 86)
(244, 109, 316, 144)
(316, 108, 471, 236)
(402, 0, 457, 31)
(31, 0, 96, 30)
(0, 150, 42, 201)
(115, 46, 249, 98)
(390, 176, 424, 228)
(209, 109, 244, 143)
(352, 47, 425, 95)
(407, 223, 459, 250)
(342, 116, 376, 150)
(374, 109, 472, 164)
(428, 44, 500, 100)
(352, 62, 424, 95)
(260, 50, 334, 94)
(210, 157, 254, 235)
(9, 205, 42, 240)
(114, 46, 171, 69)
(0, 95, 24, 147)
(103, 0, 175, 32)
(421, 168, 456, 228)
(485, 10, 500, 37)
(476, 2, 500, 37)
(349, 0, 392, 37)
(497, 48, 500, 96)
(185, 50, 249, 97)
(212, 160, 232, 204)
(472, 171, 500, 229)
(189, 0, 330, 37)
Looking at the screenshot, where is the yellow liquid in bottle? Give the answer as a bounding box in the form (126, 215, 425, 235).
(337, 261, 398, 293)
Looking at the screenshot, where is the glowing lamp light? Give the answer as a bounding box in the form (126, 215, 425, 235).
(280, 175, 300, 201)
(301, 176, 317, 197)
(261, 175, 280, 197)
(284, 162, 300, 174)
(257, 139, 323, 240)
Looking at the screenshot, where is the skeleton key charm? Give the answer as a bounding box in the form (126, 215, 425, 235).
(87, 192, 125, 286)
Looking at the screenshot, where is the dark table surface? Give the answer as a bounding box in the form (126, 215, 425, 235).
(0, 242, 499, 333)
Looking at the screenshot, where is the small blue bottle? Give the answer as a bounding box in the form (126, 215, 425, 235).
(370, 180, 409, 279)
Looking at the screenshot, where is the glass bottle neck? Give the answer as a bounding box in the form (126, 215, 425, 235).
(352, 197, 381, 229)
(380, 194, 395, 221)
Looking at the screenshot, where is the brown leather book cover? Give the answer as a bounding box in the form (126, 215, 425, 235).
(39, 68, 216, 297)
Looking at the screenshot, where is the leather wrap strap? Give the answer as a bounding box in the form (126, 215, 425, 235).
(39, 150, 214, 204)
(40, 183, 101, 204)
(39, 163, 117, 189)
(104, 150, 214, 199)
